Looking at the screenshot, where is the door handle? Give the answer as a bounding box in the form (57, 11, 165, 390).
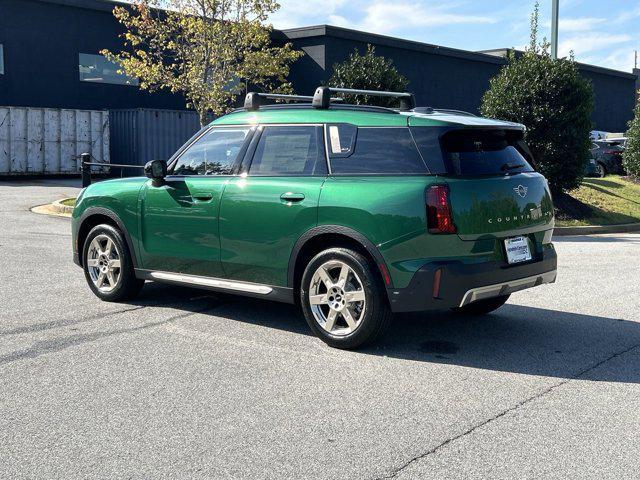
(193, 193, 213, 202)
(280, 192, 305, 202)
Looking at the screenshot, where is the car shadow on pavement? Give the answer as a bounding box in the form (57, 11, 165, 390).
(130, 282, 640, 383)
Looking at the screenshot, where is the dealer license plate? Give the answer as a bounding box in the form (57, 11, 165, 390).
(504, 236, 532, 264)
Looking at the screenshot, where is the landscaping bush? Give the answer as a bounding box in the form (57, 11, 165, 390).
(329, 44, 409, 107)
(623, 95, 640, 178)
(480, 5, 593, 194)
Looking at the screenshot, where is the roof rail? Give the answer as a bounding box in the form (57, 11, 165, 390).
(312, 86, 416, 111)
(412, 107, 477, 117)
(434, 108, 477, 117)
(244, 91, 344, 111)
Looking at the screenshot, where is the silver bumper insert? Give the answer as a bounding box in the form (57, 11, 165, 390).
(459, 270, 557, 307)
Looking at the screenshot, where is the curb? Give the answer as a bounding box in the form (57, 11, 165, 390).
(30, 198, 75, 218)
(553, 222, 640, 236)
(50, 198, 75, 215)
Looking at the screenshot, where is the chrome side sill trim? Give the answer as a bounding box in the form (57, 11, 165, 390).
(148, 271, 273, 295)
(459, 269, 557, 307)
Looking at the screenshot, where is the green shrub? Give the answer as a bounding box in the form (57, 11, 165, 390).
(480, 5, 593, 194)
(329, 44, 409, 107)
(623, 95, 640, 178)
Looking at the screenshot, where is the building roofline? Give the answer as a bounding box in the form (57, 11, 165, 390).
(26, 5, 640, 80)
(280, 24, 507, 65)
(283, 25, 638, 79)
(32, 0, 128, 12)
(478, 48, 637, 79)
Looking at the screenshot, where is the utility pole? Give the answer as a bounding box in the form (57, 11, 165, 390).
(551, 0, 559, 59)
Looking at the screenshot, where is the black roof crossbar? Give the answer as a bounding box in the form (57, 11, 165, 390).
(244, 92, 343, 111)
(312, 86, 416, 111)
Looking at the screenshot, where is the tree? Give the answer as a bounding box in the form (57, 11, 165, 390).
(102, 0, 303, 126)
(480, 3, 593, 194)
(623, 96, 640, 178)
(328, 44, 409, 107)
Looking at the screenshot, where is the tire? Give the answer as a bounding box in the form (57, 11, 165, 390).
(82, 224, 144, 302)
(453, 294, 510, 316)
(595, 162, 606, 178)
(300, 248, 393, 349)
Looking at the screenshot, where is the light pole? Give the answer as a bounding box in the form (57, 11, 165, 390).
(551, 0, 559, 59)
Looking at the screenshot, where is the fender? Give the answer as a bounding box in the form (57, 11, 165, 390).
(76, 207, 140, 268)
(287, 225, 393, 289)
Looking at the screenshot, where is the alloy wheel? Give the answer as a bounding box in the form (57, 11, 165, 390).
(86, 234, 122, 293)
(308, 260, 366, 336)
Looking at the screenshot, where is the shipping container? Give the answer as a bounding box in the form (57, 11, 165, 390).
(0, 106, 109, 175)
(109, 109, 200, 172)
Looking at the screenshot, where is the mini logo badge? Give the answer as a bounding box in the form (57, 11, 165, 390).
(514, 185, 528, 198)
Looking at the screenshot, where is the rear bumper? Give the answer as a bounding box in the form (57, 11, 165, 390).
(387, 246, 557, 313)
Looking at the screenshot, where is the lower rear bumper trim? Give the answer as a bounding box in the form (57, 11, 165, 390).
(459, 269, 557, 307)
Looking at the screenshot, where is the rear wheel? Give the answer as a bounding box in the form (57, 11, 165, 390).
(453, 294, 510, 316)
(300, 248, 392, 349)
(83, 224, 144, 302)
(595, 162, 606, 178)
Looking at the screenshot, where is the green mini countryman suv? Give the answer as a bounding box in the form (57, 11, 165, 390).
(72, 87, 557, 349)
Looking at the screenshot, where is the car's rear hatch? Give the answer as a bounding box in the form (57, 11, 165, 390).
(411, 122, 554, 241)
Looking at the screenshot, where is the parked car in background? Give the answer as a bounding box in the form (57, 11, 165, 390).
(71, 87, 557, 349)
(590, 130, 610, 141)
(587, 139, 626, 177)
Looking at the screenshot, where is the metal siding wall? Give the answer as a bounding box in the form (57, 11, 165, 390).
(0, 106, 109, 174)
(109, 109, 200, 169)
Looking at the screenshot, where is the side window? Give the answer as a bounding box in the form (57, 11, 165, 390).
(329, 127, 427, 174)
(327, 124, 357, 157)
(172, 127, 251, 175)
(249, 126, 327, 176)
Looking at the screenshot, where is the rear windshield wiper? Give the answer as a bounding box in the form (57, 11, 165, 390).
(501, 162, 525, 171)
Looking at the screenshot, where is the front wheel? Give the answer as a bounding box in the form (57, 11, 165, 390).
(83, 224, 144, 302)
(453, 294, 510, 316)
(300, 248, 392, 349)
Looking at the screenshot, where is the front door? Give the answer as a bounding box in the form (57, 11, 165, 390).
(219, 125, 328, 286)
(139, 126, 253, 277)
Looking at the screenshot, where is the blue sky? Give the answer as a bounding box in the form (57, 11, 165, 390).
(269, 0, 640, 72)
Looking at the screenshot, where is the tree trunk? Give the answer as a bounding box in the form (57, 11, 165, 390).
(199, 110, 208, 128)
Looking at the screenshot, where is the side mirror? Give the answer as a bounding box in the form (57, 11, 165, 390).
(144, 159, 167, 180)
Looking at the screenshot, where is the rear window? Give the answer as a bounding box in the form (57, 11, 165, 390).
(328, 126, 427, 175)
(439, 129, 534, 176)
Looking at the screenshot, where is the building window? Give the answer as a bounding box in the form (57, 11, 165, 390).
(78, 53, 138, 86)
(0, 44, 4, 75)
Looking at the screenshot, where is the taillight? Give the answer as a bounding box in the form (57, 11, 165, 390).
(603, 150, 621, 155)
(426, 185, 456, 234)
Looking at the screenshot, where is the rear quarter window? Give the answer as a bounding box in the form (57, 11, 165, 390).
(328, 126, 427, 175)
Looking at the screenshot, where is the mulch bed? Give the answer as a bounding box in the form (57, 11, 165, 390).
(553, 193, 595, 222)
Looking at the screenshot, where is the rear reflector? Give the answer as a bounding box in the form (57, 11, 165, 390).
(427, 185, 456, 234)
(432, 268, 442, 298)
(379, 262, 392, 286)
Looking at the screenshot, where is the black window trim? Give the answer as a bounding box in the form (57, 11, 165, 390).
(243, 123, 330, 177)
(326, 125, 432, 177)
(167, 125, 256, 178)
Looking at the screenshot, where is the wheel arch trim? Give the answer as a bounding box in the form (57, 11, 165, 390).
(77, 207, 139, 268)
(287, 225, 393, 289)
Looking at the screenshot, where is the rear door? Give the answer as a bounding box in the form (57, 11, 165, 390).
(219, 124, 328, 286)
(412, 126, 554, 240)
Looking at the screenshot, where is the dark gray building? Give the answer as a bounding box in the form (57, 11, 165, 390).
(1, 0, 638, 132)
(280, 26, 638, 132)
(0, 0, 186, 110)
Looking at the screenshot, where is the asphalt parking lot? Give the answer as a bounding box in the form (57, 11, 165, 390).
(1, 179, 640, 479)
